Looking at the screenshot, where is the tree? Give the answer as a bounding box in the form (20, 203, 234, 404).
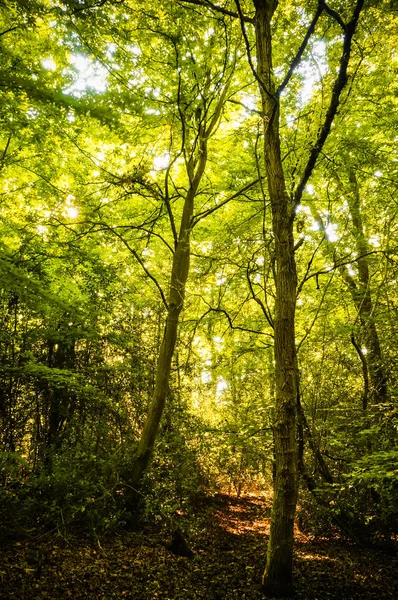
(130, 55, 235, 485)
(235, 0, 365, 594)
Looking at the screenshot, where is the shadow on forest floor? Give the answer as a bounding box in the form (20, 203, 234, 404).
(1, 492, 397, 599)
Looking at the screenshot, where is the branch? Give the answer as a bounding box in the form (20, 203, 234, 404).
(0, 73, 117, 125)
(293, 237, 305, 252)
(0, 133, 12, 171)
(81, 221, 174, 254)
(322, 451, 350, 463)
(254, 123, 268, 233)
(192, 178, 261, 224)
(204, 69, 234, 140)
(227, 97, 261, 116)
(293, 0, 365, 209)
(177, 0, 254, 23)
(67, 0, 124, 15)
(324, 2, 346, 30)
(89, 222, 169, 309)
(202, 307, 271, 336)
(0, 25, 19, 37)
(246, 263, 274, 329)
(301, 248, 394, 287)
(164, 136, 179, 248)
(277, 0, 324, 96)
(296, 270, 334, 353)
(234, 0, 275, 102)
(297, 236, 325, 295)
(297, 396, 334, 485)
(18, 165, 67, 194)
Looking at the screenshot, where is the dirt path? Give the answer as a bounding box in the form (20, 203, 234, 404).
(1, 493, 397, 599)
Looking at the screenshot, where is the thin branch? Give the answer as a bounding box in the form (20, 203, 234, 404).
(82, 221, 175, 254)
(322, 451, 350, 463)
(202, 307, 271, 336)
(71, 151, 115, 183)
(293, 237, 305, 252)
(246, 262, 274, 329)
(177, 0, 254, 23)
(277, 0, 324, 96)
(0, 133, 12, 170)
(297, 236, 325, 295)
(301, 248, 398, 287)
(227, 97, 261, 116)
(192, 178, 261, 224)
(296, 270, 334, 353)
(0, 25, 19, 37)
(88, 222, 168, 309)
(293, 0, 365, 209)
(67, 0, 112, 14)
(351, 333, 369, 411)
(18, 165, 66, 195)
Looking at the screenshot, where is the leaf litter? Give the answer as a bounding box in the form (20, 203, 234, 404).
(1, 492, 397, 599)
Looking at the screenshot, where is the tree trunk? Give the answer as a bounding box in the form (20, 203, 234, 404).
(130, 144, 208, 487)
(43, 334, 77, 472)
(253, 1, 298, 595)
(346, 169, 388, 406)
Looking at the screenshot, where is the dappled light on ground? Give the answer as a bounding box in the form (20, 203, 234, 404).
(1, 493, 397, 599)
(215, 495, 271, 537)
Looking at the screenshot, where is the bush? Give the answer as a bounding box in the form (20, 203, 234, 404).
(0, 447, 136, 542)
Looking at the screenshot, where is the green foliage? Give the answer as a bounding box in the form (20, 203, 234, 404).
(0, 445, 139, 540)
(348, 450, 398, 482)
(341, 450, 398, 537)
(0, 0, 397, 549)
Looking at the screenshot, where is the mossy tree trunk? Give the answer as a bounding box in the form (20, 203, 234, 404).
(250, 0, 365, 594)
(253, 1, 298, 595)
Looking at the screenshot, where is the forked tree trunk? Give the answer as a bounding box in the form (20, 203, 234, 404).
(129, 66, 231, 487)
(130, 149, 207, 487)
(253, 1, 298, 595)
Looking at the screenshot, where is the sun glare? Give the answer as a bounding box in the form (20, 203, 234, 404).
(297, 40, 328, 104)
(64, 54, 108, 97)
(66, 206, 78, 219)
(153, 153, 170, 171)
(42, 57, 56, 71)
(325, 223, 338, 242)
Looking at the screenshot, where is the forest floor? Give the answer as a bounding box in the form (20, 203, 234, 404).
(1, 492, 397, 599)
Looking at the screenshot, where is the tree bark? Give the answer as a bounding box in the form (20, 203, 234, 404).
(238, 0, 364, 592)
(253, 1, 298, 596)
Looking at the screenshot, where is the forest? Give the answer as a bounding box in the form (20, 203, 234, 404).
(0, 0, 397, 598)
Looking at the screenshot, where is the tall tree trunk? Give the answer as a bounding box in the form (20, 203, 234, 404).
(130, 144, 208, 487)
(346, 169, 388, 406)
(43, 333, 77, 472)
(241, 0, 363, 592)
(253, 1, 298, 595)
